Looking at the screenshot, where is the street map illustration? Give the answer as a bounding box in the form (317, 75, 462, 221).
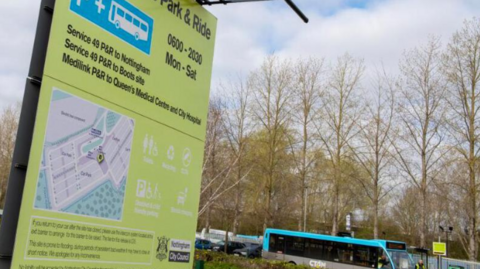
(34, 89, 134, 220)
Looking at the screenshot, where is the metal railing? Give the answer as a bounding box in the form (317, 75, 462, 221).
(411, 254, 480, 269)
(196, 232, 262, 244)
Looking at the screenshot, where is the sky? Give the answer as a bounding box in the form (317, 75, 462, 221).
(1, 0, 480, 111)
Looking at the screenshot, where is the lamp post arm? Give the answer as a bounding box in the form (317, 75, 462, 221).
(196, 0, 309, 23)
(284, 0, 309, 23)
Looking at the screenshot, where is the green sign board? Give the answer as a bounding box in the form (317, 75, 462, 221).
(11, 0, 216, 268)
(433, 242, 446, 256)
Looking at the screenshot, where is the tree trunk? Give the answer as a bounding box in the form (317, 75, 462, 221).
(233, 188, 241, 234)
(301, 113, 308, 232)
(301, 183, 306, 231)
(421, 104, 428, 248)
(332, 184, 339, 236)
(206, 202, 212, 233)
(469, 218, 476, 261)
(373, 185, 379, 239)
(468, 83, 477, 261)
(332, 145, 341, 236)
(420, 189, 426, 248)
(468, 145, 476, 261)
(263, 185, 272, 233)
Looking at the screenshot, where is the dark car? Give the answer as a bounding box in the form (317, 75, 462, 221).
(195, 239, 212, 250)
(212, 241, 246, 254)
(232, 244, 262, 258)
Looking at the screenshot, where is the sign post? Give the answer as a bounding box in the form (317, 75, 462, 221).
(433, 242, 446, 269)
(6, 1, 217, 269)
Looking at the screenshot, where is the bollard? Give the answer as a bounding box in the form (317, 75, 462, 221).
(195, 260, 205, 269)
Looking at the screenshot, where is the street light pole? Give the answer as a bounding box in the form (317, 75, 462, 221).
(439, 226, 453, 258)
(446, 226, 452, 258)
(446, 231, 449, 257)
(439, 226, 443, 242)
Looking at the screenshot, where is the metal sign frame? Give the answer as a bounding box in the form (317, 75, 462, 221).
(0, 1, 55, 268)
(196, 0, 309, 23)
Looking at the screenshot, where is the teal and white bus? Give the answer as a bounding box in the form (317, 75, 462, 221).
(372, 240, 415, 269)
(263, 229, 413, 269)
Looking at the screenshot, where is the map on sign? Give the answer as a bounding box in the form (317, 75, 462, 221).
(34, 89, 134, 220)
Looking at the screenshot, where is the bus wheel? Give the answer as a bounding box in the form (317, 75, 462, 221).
(115, 21, 120, 28)
(288, 261, 296, 265)
(135, 33, 139, 40)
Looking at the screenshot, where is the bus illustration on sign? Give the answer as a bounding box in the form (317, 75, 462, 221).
(70, 0, 153, 55)
(109, 1, 149, 41)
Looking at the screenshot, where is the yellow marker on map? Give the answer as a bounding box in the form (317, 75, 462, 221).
(97, 153, 105, 163)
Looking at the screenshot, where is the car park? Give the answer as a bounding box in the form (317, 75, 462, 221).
(212, 241, 246, 254)
(232, 244, 262, 258)
(195, 239, 213, 250)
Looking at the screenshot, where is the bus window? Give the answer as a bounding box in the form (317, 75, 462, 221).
(125, 13, 133, 22)
(388, 251, 414, 269)
(324, 241, 339, 262)
(335, 243, 354, 264)
(305, 238, 324, 259)
(133, 18, 140, 27)
(355, 245, 378, 268)
(117, 7, 124, 17)
(269, 234, 285, 254)
(140, 23, 148, 32)
(110, 6, 116, 21)
(285, 236, 305, 256)
(378, 250, 392, 269)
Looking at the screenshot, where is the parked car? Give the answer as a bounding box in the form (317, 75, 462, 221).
(195, 239, 213, 250)
(232, 244, 262, 258)
(212, 240, 246, 254)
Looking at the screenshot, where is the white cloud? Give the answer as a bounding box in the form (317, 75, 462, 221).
(280, 0, 480, 73)
(0, 0, 40, 110)
(2, 0, 480, 109)
(206, 0, 480, 93)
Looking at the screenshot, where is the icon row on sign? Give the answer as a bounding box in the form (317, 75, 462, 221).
(136, 179, 189, 207)
(142, 134, 192, 167)
(136, 179, 161, 200)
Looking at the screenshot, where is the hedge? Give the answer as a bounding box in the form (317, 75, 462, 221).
(194, 250, 311, 269)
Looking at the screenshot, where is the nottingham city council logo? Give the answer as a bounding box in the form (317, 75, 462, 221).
(156, 236, 170, 261)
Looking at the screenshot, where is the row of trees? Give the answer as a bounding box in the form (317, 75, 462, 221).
(0, 18, 478, 263)
(198, 19, 480, 261)
(0, 104, 20, 208)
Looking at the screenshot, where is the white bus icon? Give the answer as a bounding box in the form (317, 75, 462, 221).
(108, 1, 149, 41)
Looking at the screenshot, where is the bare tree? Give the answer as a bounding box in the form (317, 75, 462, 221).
(199, 98, 226, 231)
(316, 53, 365, 235)
(222, 78, 253, 234)
(0, 103, 20, 208)
(250, 56, 294, 232)
(391, 187, 422, 245)
(286, 58, 325, 231)
(393, 37, 448, 248)
(349, 69, 396, 239)
(443, 18, 480, 260)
